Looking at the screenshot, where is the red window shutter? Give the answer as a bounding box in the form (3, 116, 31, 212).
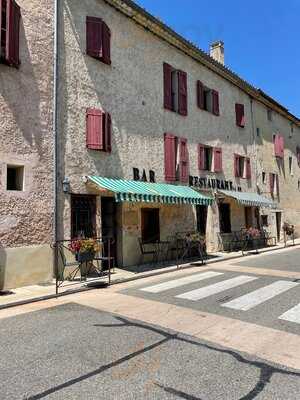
(198, 144, 205, 170)
(197, 81, 204, 110)
(102, 21, 111, 65)
(163, 63, 173, 110)
(213, 147, 222, 172)
(179, 138, 189, 182)
(212, 90, 220, 116)
(178, 70, 188, 116)
(246, 158, 251, 179)
(86, 108, 104, 150)
(104, 112, 112, 152)
(274, 134, 284, 158)
(164, 133, 176, 181)
(6, 0, 21, 67)
(86, 16, 103, 59)
(269, 173, 274, 195)
(235, 103, 245, 127)
(234, 154, 240, 177)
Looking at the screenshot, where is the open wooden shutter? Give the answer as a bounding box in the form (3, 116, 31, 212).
(269, 173, 274, 196)
(6, 0, 20, 67)
(163, 63, 173, 110)
(234, 154, 240, 177)
(297, 146, 300, 167)
(197, 81, 204, 110)
(86, 108, 104, 150)
(86, 16, 103, 59)
(279, 135, 284, 158)
(246, 158, 251, 179)
(274, 134, 284, 158)
(179, 138, 189, 182)
(212, 90, 220, 116)
(178, 70, 188, 116)
(102, 21, 111, 65)
(164, 133, 176, 181)
(235, 103, 245, 127)
(104, 112, 112, 152)
(213, 147, 222, 172)
(198, 144, 205, 170)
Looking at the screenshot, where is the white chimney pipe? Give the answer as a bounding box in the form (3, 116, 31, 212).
(210, 41, 224, 65)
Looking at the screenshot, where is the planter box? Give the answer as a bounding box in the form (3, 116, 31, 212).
(76, 252, 95, 263)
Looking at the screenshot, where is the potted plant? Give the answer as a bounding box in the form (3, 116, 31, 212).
(69, 238, 101, 262)
(283, 222, 294, 237)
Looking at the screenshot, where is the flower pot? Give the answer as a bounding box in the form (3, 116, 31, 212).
(76, 251, 95, 263)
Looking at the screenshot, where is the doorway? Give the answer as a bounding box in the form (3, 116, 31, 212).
(196, 205, 207, 235)
(141, 208, 160, 243)
(71, 195, 96, 238)
(219, 203, 231, 233)
(276, 212, 282, 242)
(101, 197, 117, 265)
(244, 207, 253, 229)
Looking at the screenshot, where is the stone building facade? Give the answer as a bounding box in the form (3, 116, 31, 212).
(0, 0, 299, 289)
(0, 0, 54, 289)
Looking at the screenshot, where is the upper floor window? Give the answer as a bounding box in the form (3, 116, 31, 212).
(164, 133, 189, 182)
(269, 173, 279, 198)
(235, 103, 245, 127)
(234, 154, 251, 179)
(198, 144, 222, 172)
(0, 0, 20, 68)
(86, 16, 111, 65)
(289, 156, 294, 176)
(197, 81, 219, 116)
(273, 134, 284, 158)
(267, 109, 272, 121)
(290, 123, 294, 138)
(86, 108, 112, 152)
(163, 63, 187, 116)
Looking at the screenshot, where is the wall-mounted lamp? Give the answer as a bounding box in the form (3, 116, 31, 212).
(62, 177, 70, 193)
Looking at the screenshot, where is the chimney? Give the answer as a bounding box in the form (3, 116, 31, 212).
(210, 41, 224, 65)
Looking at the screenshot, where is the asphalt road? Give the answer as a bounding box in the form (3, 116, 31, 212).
(1, 248, 300, 399)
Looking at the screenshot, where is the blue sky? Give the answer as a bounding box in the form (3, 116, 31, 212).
(134, 0, 300, 117)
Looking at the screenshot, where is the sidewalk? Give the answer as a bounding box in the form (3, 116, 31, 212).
(1, 239, 299, 310)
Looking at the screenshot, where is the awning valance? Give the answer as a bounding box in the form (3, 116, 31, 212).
(218, 190, 276, 208)
(87, 176, 214, 205)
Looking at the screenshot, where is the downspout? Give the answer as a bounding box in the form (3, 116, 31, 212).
(53, 0, 59, 276)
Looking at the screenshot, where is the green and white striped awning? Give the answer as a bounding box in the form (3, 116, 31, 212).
(218, 190, 276, 208)
(87, 176, 214, 205)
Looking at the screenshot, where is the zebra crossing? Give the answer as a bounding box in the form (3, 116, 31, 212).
(138, 270, 300, 325)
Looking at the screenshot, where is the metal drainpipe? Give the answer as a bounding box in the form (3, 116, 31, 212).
(53, 0, 59, 275)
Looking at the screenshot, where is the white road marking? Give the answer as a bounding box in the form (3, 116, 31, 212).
(176, 275, 257, 301)
(140, 271, 223, 293)
(279, 303, 300, 324)
(222, 280, 298, 311)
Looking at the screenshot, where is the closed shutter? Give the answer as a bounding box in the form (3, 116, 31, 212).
(178, 70, 188, 116)
(164, 133, 176, 181)
(179, 138, 189, 182)
(246, 158, 251, 179)
(279, 135, 284, 158)
(86, 16, 103, 59)
(102, 21, 111, 65)
(274, 134, 284, 158)
(6, 0, 20, 67)
(269, 173, 274, 196)
(234, 154, 240, 177)
(197, 81, 204, 110)
(235, 103, 245, 127)
(104, 112, 112, 152)
(212, 90, 220, 116)
(86, 108, 104, 150)
(213, 147, 222, 172)
(198, 144, 205, 170)
(163, 63, 173, 110)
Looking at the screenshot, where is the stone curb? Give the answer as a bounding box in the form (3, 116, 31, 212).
(0, 242, 299, 311)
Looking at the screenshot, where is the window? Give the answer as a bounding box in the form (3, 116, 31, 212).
(198, 145, 222, 172)
(267, 109, 272, 121)
(141, 208, 160, 243)
(290, 123, 294, 138)
(0, 0, 20, 67)
(269, 173, 279, 198)
(234, 154, 251, 179)
(196, 205, 207, 235)
(261, 215, 268, 227)
(256, 127, 260, 137)
(289, 156, 293, 176)
(163, 63, 187, 115)
(235, 103, 245, 127)
(197, 81, 219, 116)
(262, 171, 266, 184)
(273, 134, 284, 158)
(164, 134, 189, 182)
(6, 165, 24, 191)
(86, 16, 111, 65)
(86, 108, 111, 152)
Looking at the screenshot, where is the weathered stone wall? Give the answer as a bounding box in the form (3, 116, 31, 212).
(0, 0, 54, 288)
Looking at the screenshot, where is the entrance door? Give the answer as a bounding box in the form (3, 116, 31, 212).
(196, 205, 207, 235)
(219, 203, 231, 233)
(141, 208, 160, 243)
(101, 197, 117, 265)
(71, 195, 96, 238)
(244, 207, 253, 229)
(276, 212, 282, 241)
